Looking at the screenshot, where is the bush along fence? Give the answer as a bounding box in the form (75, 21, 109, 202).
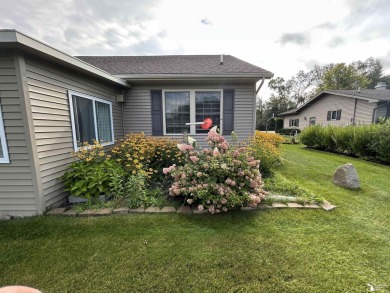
(299, 120, 390, 164)
(62, 129, 286, 214)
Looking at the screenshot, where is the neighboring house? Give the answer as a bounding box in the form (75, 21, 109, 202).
(279, 86, 390, 130)
(0, 30, 273, 216)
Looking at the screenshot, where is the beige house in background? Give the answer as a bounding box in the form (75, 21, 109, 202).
(279, 86, 390, 130)
(0, 30, 273, 217)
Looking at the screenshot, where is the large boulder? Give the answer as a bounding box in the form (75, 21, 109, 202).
(333, 163, 360, 189)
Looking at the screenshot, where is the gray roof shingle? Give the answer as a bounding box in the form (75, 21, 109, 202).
(76, 55, 273, 77)
(326, 89, 390, 101)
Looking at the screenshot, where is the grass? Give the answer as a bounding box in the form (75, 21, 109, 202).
(1, 144, 389, 292)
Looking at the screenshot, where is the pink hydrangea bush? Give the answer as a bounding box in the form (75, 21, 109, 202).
(164, 127, 267, 214)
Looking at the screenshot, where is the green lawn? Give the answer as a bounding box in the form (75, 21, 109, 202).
(1, 144, 389, 292)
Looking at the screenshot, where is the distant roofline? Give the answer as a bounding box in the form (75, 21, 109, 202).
(278, 90, 381, 116)
(0, 29, 130, 87)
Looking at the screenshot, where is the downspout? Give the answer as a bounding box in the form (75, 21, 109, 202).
(253, 77, 265, 133)
(256, 77, 265, 96)
(352, 98, 357, 125)
(122, 102, 125, 138)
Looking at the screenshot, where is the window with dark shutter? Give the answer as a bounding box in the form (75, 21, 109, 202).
(327, 111, 331, 121)
(336, 109, 342, 120)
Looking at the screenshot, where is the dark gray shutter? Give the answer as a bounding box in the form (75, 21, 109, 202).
(289, 119, 292, 127)
(327, 111, 331, 121)
(151, 90, 163, 136)
(223, 89, 235, 134)
(336, 109, 342, 120)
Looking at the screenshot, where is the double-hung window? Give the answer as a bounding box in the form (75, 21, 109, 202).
(289, 118, 299, 127)
(163, 90, 222, 135)
(68, 91, 114, 150)
(0, 104, 10, 163)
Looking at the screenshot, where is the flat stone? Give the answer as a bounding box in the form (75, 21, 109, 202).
(321, 203, 337, 211)
(287, 202, 304, 208)
(192, 208, 208, 214)
(129, 207, 145, 213)
(159, 206, 176, 213)
(272, 202, 288, 208)
(241, 206, 257, 211)
(113, 207, 129, 214)
(95, 208, 112, 216)
(0, 215, 11, 221)
(47, 207, 67, 215)
(333, 163, 360, 189)
(304, 204, 320, 209)
(177, 206, 192, 214)
(79, 209, 96, 217)
(144, 206, 160, 213)
(63, 209, 78, 217)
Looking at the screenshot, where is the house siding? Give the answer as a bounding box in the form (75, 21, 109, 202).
(123, 82, 255, 147)
(0, 52, 37, 216)
(283, 94, 376, 130)
(24, 55, 124, 209)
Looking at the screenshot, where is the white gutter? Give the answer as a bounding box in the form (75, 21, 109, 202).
(0, 29, 130, 88)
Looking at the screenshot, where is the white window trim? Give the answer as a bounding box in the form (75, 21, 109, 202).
(0, 104, 10, 163)
(68, 90, 115, 151)
(330, 110, 337, 120)
(162, 89, 223, 135)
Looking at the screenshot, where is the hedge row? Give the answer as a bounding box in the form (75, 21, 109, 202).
(299, 122, 390, 164)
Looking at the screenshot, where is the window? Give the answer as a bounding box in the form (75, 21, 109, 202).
(0, 104, 10, 163)
(68, 91, 114, 150)
(195, 91, 221, 134)
(327, 110, 342, 121)
(163, 90, 222, 135)
(309, 117, 316, 125)
(289, 118, 299, 127)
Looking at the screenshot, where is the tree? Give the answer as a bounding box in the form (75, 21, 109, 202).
(318, 63, 369, 92)
(352, 57, 390, 89)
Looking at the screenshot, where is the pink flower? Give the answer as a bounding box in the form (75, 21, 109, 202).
(187, 199, 193, 204)
(196, 172, 203, 177)
(177, 144, 194, 152)
(213, 147, 220, 157)
(222, 207, 228, 212)
(190, 156, 199, 163)
(198, 204, 204, 211)
(221, 198, 227, 204)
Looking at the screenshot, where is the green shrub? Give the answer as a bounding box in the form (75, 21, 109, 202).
(300, 124, 390, 164)
(299, 125, 322, 148)
(376, 120, 390, 163)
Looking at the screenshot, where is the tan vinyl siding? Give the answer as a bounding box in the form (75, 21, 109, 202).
(0, 52, 37, 216)
(24, 55, 124, 209)
(123, 82, 255, 147)
(354, 99, 375, 125)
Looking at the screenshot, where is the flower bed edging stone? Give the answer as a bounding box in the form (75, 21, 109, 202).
(45, 201, 336, 218)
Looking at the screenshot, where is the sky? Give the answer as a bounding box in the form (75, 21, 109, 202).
(1, 0, 390, 99)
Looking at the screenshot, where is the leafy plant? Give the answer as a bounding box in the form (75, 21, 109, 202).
(248, 131, 284, 176)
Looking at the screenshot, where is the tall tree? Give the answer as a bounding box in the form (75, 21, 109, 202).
(318, 63, 369, 92)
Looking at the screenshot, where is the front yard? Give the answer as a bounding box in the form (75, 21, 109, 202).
(0, 144, 389, 292)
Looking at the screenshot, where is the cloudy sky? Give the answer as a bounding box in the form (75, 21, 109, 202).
(1, 0, 390, 98)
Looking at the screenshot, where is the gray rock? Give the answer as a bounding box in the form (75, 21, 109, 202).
(333, 163, 360, 189)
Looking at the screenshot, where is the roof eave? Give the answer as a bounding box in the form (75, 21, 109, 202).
(0, 30, 130, 88)
(115, 73, 274, 81)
